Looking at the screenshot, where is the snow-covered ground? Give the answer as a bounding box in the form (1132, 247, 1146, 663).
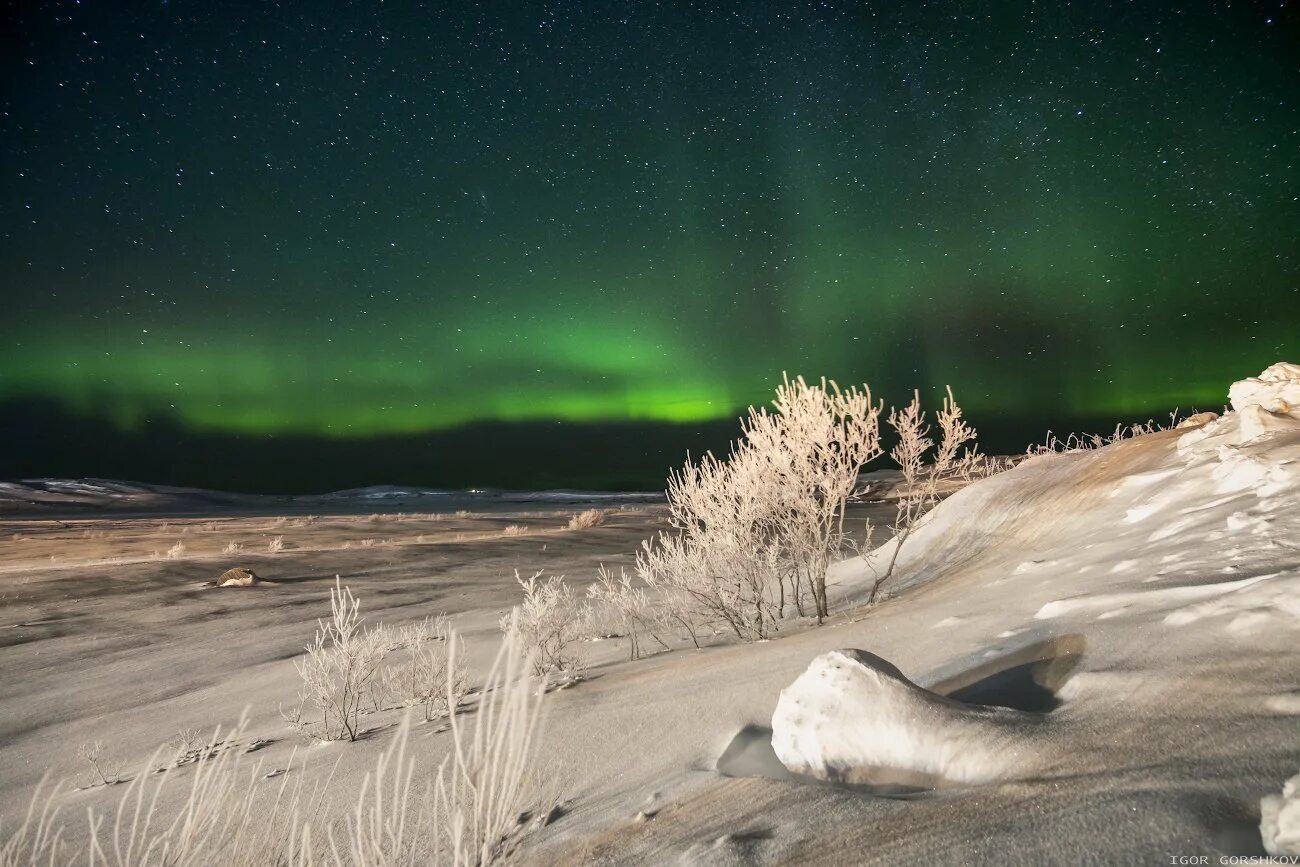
(1, 364, 1297, 863)
(0, 478, 662, 515)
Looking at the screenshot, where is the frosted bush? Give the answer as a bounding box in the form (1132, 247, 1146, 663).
(567, 509, 608, 530)
(76, 739, 120, 787)
(638, 497, 786, 641)
(867, 386, 982, 602)
(586, 564, 667, 660)
(743, 376, 884, 619)
(393, 613, 451, 648)
(283, 578, 390, 742)
(637, 375, 883, 637)
(372, 614, 469, 721)
(392, 634, 469, 722)
(501, 571, 587, 676)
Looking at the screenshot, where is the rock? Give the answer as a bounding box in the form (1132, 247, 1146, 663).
(770, 649, 1044, 787)
(216, 567, 259, 587)
(1262, 771, 1300, 856)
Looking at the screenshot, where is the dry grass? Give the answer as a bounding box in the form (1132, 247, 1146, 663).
(2, 629, 549, 866)
(566, 509, 608, 530)
(1028, 409, 1195, 456)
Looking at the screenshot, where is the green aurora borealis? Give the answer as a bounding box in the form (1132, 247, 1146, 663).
(2, 2, 1297, 487)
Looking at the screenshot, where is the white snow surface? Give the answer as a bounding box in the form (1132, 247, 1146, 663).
(831, 362, 1300, 625)
(3, 363, 1298, 864)
(768, 363, 1300, 856)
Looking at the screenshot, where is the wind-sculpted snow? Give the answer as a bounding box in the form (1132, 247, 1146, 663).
(770, 649, 1046, 787)
(1228, 361, 1300, 442)
(836, 363, 1300, 638)
(788, 363, 1299, 814)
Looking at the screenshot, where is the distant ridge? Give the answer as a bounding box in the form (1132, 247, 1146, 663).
(0, 478, 663, 516)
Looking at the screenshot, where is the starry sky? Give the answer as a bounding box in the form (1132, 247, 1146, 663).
(1, 1, 1296, 490)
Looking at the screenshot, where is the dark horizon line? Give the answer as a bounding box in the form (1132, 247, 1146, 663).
(2, 394, 1193, 496)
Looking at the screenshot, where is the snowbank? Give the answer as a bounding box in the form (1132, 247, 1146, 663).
(832, 361, 1300, 612)
(796, 363, 1300, 794)
(1228, 361, 1300, 442)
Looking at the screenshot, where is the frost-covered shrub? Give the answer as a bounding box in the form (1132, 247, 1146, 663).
(567, 509, 608, 530)
(866, 387, 982, 602)
(637, 375, 883, 635)
(586, 564, 667, 660)
(637, 488, 786, 641)
(744, 376, 884, 620)
(283, 578, 390, 741)
(76, 739, 121, 787)
(384, 616, 469, 721)
(391, 613, 450, 648)
(500, 571, 586, 676)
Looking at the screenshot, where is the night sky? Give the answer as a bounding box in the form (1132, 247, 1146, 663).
(1, 2, 1296, 491)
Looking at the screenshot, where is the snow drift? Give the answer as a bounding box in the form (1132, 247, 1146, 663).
(1228, 361, 1300, 442)
(832, 362, 1300, 612)
(1262, 770, 1300, 856)
(784, 363, 1299, 799)
(770, 649, 1045, 787)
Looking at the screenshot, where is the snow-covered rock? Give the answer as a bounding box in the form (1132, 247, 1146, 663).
(216, 567, 260, 587)
(1228, 361, 1300, 442)
(770, 649, 1043, 787)
(1261, 771, 1300, 856)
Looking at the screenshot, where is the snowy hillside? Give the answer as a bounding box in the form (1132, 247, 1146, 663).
(754, 362, 1300, 858)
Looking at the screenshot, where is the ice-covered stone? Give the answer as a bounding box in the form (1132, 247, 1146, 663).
(770, 649, 1043, 787)
(216, 567, 259, 587)
(1261, 771, 1300, 856)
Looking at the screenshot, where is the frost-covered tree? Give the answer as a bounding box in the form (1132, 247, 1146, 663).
(638, 375, 883, 637)
(283, 578, 390, 742)
(867, 386, 981, 603)
(744, 375, 884, 620)
(500, 571, 587, 676)
(586, 564, 668, 660)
